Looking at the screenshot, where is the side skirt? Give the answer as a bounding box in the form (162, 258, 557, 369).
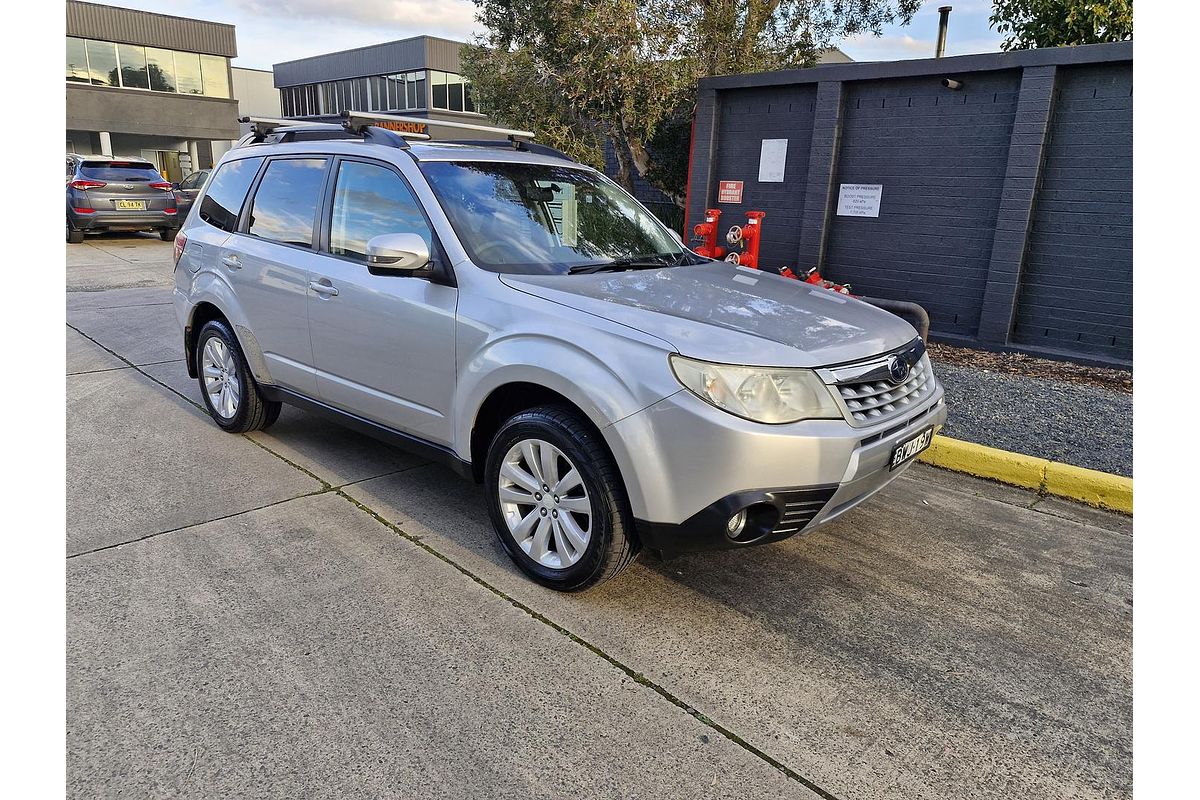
(260, 385, 473, 480)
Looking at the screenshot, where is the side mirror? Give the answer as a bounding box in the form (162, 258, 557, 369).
(365, 233, 431, 271)
(170, 182, 181, 190)
(667, 229, 684, 246)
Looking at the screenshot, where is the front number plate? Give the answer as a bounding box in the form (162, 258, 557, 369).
(115, 200, 147, 210)
(889, 426, 934, 471)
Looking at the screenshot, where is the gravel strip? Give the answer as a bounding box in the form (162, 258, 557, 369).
(934, 362, 1132, 477)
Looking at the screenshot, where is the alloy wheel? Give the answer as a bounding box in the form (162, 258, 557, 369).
(201, 337, 241, 419)
(497, 438, 592, 569)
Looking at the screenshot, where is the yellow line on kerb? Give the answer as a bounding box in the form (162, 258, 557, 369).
(916, 435, 1133, 515)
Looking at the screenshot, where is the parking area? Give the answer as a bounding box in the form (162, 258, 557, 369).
(67, 235, 1132, 800)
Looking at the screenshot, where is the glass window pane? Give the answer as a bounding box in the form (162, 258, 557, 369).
(247, 158, 327, 247)
(410, 72, 425, 108)
(66, 37, 90, 83)
(175, 51, 202, 94)
(430, 70, 447, 109)
(448, 78, 464, 112)
(330, 161, 432, 261)
(199, 157, 263, 233)
(146, 48, 176, 92)
(464, 79, 476, 113)
(117, 43, 149, 89)
(200, 54, 229, 98)
(85, 40, 118, 87)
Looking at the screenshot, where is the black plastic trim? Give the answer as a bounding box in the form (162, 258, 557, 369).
(260, 385, 472, 479)
(635, 484, 839, 558)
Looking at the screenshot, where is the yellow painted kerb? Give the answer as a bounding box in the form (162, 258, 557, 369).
(917, 435, 1132, 514)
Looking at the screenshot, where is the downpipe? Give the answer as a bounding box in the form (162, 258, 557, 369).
(859, 296, 931, 342)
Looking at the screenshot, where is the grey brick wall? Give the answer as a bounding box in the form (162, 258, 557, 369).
(689, 43, 1132, 366)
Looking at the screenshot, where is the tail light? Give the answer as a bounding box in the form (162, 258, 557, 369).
(173, 231, 187, 266)
(70, 179, 106, 190)
(149, 181, 173, 190)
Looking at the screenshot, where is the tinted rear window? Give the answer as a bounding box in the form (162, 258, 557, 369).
(79, 162, 161, 182)
(246, 158, 328, 248)
(199, 157, 264, 233)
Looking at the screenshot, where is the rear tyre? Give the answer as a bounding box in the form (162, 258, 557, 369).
(484, 405, 639, 591)
(67, 224, 84, 244)
(159, 227, 179, 242)
(195, 319, 281, 433)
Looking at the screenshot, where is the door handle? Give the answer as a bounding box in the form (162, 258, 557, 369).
(220, 254, 241, 269)
(309, 280, 339, 297)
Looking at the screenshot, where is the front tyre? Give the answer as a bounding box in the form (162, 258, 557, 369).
(484, 405, 639, 591)
(195, 319, 281, 433)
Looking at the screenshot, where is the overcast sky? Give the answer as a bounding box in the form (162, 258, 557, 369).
(90, 0, 1003, 71)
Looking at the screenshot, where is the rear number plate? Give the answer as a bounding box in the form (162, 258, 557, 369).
(115, 200, 147, 210)
(889, 426, 934, 471)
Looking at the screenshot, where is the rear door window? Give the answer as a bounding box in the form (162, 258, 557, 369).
(198, 157, 264, 233)
(79, 162, 162, 182)
(246, 158, 328, 248)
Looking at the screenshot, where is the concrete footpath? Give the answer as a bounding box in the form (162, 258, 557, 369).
(66, 235, 1132, 800)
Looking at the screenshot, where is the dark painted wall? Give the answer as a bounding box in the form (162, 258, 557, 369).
(688, 43, 1132, 365)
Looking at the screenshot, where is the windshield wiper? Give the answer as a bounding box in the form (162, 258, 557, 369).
(567, 253, 680, 275)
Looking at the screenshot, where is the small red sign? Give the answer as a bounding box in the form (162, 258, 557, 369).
(717, 180, 743, 204)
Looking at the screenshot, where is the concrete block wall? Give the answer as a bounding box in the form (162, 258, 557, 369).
(687, 42, 1132, 365)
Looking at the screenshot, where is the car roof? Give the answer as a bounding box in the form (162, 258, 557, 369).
(230, 137, 590, 170)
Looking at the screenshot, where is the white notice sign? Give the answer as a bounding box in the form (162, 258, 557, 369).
(758, 139, 788, 183)
(837, 184, 883, 217)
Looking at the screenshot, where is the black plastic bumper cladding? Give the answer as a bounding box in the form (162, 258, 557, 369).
(635, 485, 839, 558)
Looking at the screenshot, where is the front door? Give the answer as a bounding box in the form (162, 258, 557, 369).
(307, 158, 458, 445)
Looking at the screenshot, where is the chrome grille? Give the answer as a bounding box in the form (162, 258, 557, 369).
(835, 353, 935, 427)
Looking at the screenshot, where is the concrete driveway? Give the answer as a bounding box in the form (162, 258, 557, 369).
(66, 235, 1132, 800)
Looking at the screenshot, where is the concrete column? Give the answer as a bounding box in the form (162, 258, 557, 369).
(976, 65, 1058, 345)
(98, 131, 112, 156)
(188, 140, 200, 171)
(795, 81, 845, 271)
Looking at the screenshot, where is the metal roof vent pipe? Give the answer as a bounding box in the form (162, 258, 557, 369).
(936, 6, 952, 58)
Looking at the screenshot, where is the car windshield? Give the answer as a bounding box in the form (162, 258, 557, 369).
(79, 161, 161, 182)
(420, 160, 691, 275)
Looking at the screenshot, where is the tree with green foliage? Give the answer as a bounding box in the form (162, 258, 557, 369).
(990, 0, 1133, 50)
(461, 1, 920, 211)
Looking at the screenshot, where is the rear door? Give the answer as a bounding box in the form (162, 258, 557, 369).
(220, 156, 332, 397)
(306, 157, 458, 444)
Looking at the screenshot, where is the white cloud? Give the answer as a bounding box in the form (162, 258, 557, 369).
(229, 0, 479, 38)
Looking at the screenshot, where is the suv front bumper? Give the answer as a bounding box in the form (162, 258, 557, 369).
(608, 382, 947, 557)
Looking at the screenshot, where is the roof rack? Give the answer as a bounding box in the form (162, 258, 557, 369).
(340, 110, 535, 149)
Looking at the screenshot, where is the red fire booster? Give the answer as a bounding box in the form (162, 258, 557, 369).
(719, 209, 852, 295)
(691, 209, 726, 260)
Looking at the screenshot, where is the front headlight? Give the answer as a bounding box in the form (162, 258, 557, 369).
(669, 354, 842, 424)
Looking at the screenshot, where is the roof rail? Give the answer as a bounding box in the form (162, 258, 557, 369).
(340, 110, 535, 149)
(239, 116, 326, 142)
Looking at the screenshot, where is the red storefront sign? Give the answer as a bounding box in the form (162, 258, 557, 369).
(717, 180, 743, 204)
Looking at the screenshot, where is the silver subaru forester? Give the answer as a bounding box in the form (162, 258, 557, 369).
(173, 115, 946, 591)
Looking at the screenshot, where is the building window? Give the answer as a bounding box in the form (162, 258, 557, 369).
(66, 37, 89, 83)
(117, 44, 149, 90)
(65, 37, 228, 98)
(200, 54, 230, 98)
(174, 51, 203, 94)
(85, 40, 118, 87)
(146, 47, 176, 92)
(430, 70, 448, 110)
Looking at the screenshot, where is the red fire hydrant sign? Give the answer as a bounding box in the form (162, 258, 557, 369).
(717, 180, 744, 204)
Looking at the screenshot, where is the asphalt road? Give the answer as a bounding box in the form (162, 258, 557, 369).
(66, 235, 1132, 800)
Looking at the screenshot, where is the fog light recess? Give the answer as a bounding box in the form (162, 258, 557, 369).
(725, 509, 748, 540)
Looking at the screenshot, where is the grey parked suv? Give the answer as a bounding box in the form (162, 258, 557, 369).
(66, 154, 179, 242)
(173, 114, 946, 591)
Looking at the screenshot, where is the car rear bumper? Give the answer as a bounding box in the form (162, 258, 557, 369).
(69, 209, 178, 231)
(610, 381, 947, 557)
